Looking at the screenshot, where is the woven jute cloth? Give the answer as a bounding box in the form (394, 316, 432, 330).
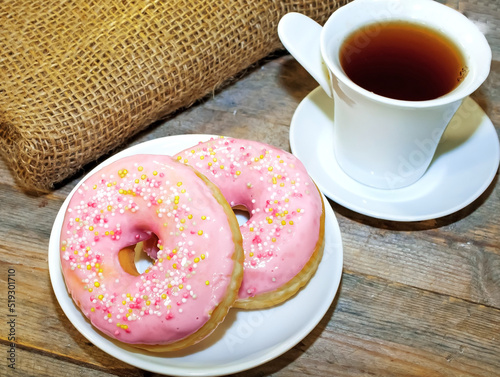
(0, 0, 347, 193)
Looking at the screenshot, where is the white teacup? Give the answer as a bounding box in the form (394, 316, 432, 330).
(278, 0, 491, 189)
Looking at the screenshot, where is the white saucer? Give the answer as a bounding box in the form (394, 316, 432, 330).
(290, 87, 500, 222)
(49, 134, 343, 376)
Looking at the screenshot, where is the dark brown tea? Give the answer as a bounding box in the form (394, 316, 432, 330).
(339, 21, 467, 101)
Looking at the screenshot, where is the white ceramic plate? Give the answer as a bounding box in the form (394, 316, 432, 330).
(290, 87, 500, 222)
(49, 134, 343, 376)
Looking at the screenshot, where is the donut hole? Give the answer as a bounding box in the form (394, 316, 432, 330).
(134, 242, 156, 274)
(232, 205, 251, 226)
(118, 233, 159, 276)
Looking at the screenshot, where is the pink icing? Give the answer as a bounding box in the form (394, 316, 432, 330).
(59, 155, 238, 345)
(174, 138, 323, 299)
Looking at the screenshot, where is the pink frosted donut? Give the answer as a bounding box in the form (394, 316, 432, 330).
(174, 137, 325, 309)
(59, 155, 243, 351)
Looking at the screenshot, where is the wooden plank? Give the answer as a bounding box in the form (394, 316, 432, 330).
(332, 179, 500, 309)
(0, 345, 141, 377)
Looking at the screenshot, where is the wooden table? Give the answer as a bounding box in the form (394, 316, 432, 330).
(1, 1, 499, 376)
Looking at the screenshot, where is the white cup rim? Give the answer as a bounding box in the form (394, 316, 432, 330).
(320, 0, 492, 108)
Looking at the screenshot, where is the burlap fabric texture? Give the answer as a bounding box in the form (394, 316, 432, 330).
(0, 0, 347, 193)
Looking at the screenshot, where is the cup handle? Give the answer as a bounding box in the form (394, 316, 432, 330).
(278, 12, 333, 98)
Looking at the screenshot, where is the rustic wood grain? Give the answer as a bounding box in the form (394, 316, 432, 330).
(0, 1, 499, 376)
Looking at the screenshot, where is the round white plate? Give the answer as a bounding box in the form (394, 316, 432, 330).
(290, 87, 500, 222)
(49, 134, 343, 376)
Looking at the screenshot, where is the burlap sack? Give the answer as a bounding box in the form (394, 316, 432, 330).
(0, 0, 347, 193)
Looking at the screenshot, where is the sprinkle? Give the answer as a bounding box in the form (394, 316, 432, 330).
(198, 230, 203, 236)
(94, 282, 100, 287)
(205, 280, 210, 285)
